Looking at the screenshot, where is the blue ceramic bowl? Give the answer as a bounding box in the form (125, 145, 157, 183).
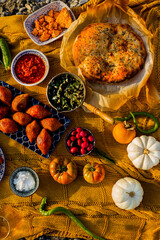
(9, 167, 39, 197)
(24, 1, 76, 46)
(0, 147, 5, 182)
(11, 49, 49, 86)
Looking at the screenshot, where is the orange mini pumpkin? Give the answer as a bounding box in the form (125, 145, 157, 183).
(112, 121, 136, 144)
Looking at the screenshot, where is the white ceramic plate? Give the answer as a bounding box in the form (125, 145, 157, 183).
(24, 1, 76, 46)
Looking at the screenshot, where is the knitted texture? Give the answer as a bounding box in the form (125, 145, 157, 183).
(0, 1, 160, 240)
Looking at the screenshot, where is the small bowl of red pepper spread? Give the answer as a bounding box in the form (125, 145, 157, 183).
(11, 49, 49, 86)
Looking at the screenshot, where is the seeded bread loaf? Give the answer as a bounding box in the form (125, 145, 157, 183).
(73, 23, 146, 83)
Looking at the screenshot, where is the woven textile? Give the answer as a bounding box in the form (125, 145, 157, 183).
(0, 1, 160, 240)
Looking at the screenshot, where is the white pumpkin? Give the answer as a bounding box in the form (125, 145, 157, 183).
(127, 135, 160, 170)
(112, 177, 143, 210)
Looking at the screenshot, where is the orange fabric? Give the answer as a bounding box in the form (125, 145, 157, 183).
(0, 1, 160, 240)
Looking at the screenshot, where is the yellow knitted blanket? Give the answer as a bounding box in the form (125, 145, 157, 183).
(0, 1, 160, 239)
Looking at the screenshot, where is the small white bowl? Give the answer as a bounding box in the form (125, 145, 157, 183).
(9, 167, 39, 197)
(11, 49, 49, 86)
(24, 1, 76, 46)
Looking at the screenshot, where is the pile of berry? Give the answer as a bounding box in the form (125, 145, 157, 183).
(66, 127, 95, 156)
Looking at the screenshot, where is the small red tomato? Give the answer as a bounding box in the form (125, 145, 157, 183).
(83, 162, 105, 184)
(70, 136, 76, 141)
(88, 135, 94, 142)
(0, 156, 3, 164)
(80, 131, 87, 137)
(76, 133, 81, 139)
(77, 139, 82, 146)
(81, 148, 86, 155)
(81, 142, 88, 148)
(71, 130, 77, 136)
(70, 147, 79, 154)
(76, 127, 83, 133)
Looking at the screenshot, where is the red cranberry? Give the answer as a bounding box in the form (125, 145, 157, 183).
(81, 148, 86, 155)
(81, 142, 88, 148)
(87, 143, 93, 151)
(76, 127, 83, 133)
(70, 147, 79, 154)
(67, 139, 71, 147)
(82, 137, 88, 142)
(88, 135, 94, 142)
(80, 131, 87, 137)
(71, 130, 77, 136)
(77, 139, 82, 146)
(76, 133, 81, 139)
(70, 136, 76, 141)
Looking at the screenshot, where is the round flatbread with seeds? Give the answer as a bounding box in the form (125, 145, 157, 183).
(73, 23, 146, 84)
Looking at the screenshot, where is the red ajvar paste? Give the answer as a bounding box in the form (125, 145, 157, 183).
(15, 54, 45, 84)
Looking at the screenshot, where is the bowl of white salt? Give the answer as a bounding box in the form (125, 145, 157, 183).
(9, 167, 39, 197)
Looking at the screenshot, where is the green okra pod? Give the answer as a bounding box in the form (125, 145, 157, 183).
(40, 197, 106, 240)
(0, 37, 11, 70)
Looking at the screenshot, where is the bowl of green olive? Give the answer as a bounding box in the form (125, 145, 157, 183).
(47, 72, 86, 112)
